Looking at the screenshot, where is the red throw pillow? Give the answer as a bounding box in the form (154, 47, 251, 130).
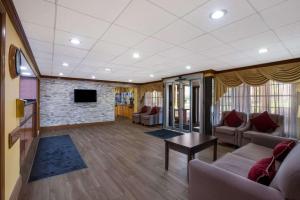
(149, 107, 158, 115)
(250, 111, 279, 132)
(248, 157, 276, 185)
(224, 110, 243, 127)
(141, 106, 148, 113)
(273, 140, 296, 162)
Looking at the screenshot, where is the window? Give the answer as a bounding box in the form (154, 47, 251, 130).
(144, 90, 163, 107)
(214, 80, 298, 137)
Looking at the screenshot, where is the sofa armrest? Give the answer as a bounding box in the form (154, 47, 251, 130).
(189, 160, 283, 200)
(249, 132, 297, 148)
(237, 121, 251, 132)
(271, 126, 284, 137)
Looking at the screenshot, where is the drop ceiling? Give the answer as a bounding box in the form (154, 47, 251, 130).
(13, 0, 300, 83)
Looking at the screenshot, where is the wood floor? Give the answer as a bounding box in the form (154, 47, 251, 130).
(19, 119, 233, 200)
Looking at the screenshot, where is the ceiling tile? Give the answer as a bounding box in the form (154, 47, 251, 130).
(111, 50, 152, 65)
(115, 0, 176, 35)
(280, 37, 300, 57)
(212, 14, 269, 43)
(158, 47, 193, 59)
(84, 49, 116, 63)
(57, 0, 130, 22)
(13, 0, 55, 27)
(154, 20, 204, 45)
(230, 31, 280, 50)
(92, 40, 128, 56)
(261, 0, 300, 29)
(102, 25, 146, 47)
(275, 21, 300, 41)
(199, 44, 235, 58)
(53, 54, 83, 68)
(29, 39, 53, 54)
(23, 22, 54, 43)
(54, 45, 88, 59)
(56, 6, 110, 38)
(243, 43, 291, 59)
(148, 0, 208, 17)
(181, 34, 223, 52)
(184, 0, 255, 32)
(54, 30, 96, 50)
(248, 0, 286, 11)
(133, 38, 173, 55)
(134, 55, 169, 67)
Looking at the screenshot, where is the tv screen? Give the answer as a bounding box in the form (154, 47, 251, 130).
(74, 89, 97, 102)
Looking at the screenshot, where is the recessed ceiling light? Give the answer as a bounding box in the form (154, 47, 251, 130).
(105, 68, 111, 72)
(132, 52, 140, 59)
(186, 65, 191, 70)
(210, 9, 227, 20)
(91, 75, 96, 79)
(259, 48, 268, 54)
(149, 74, 154, 78)
(20, 66, 27, 70)
(70, 38, 80, 45)
(62, 62, 69, 67)
(128, 79, 133, 82)
(59, 72, 64, 76)
(21, 72, 31, 76)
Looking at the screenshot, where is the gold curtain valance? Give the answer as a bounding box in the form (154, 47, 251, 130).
(215, 61, 300, 102)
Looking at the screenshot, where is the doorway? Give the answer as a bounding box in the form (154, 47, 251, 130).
(164, 76, 203, 133)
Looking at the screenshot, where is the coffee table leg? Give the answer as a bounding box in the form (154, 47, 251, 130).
(165, 142, 169, 170)
(187, 152, 193, 181)
(213, 140, 217, 161)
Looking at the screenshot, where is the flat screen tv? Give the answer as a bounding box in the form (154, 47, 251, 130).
(74, 89, 97, 102)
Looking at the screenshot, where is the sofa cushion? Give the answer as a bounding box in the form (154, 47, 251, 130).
(213, 153, 255, 178)
(248, 157, 276, 185)
(141, 106, 148, 113)
(270, 143, 300, 200)
(215, 126, 236, 135)
(224, 110, 243, 127)
(250, 111, 279, 133)
(273, 140, 296, 162)
(233, 143, 273, 162)
(149, 107, 158, 115)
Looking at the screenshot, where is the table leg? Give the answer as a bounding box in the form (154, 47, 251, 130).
(165, 142, 169, 170)
(187, 151, 193, 181)
(213, 140, 217, 161)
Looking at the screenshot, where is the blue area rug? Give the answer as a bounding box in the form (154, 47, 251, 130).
(29, 135, 87, 182)
(145, 129, 183, 139)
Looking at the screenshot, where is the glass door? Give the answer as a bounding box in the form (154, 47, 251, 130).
(182, 80, 191, 132)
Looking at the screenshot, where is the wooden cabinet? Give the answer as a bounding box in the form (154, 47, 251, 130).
(115, 105, 134, 119)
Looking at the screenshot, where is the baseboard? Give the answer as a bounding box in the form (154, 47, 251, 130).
(9, 175, 22, 200)
(40, 120, 115, 132)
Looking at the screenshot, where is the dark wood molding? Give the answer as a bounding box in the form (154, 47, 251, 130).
(1, 0, 41, 77)
(40, 121, 115, 132)
(8, 126, 21, 149)
(215, 57, 300, 74)
(8, 175, 22, 200)
(0, 1, 5, 200)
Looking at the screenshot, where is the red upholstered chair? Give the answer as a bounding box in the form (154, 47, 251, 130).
(141, 107, 162, 126)
(213, 111, 247, 146)
(132, 106, 151, 124)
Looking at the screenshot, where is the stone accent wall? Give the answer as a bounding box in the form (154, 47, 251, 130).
(40, 78, 115, 127)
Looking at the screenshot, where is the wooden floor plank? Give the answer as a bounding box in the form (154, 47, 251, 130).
(19, 119, 233, 200)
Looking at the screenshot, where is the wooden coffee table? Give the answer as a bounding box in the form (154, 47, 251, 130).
(164, 133, 217, 178)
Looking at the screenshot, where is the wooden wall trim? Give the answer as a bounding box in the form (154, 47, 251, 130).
(8, 126, 20, 149)
(40, 121, 115, 132)
(0, 1, 5, 199)
(1, 0, 41, 77)
(8, 175, 21, 200)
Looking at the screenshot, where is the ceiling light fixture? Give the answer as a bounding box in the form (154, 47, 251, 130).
(149, 74, 154, 78)
(59, 72, 64, 76)
(70, 38, 80, 45)
(259, 48, 268, 54)
(128, 79, 133, 82)
(105, 68, 111, 72)
(21, 72, 31, 76)
(20, 66, 27, 70)
(91, 75, 96, 79)
(210, 9, 227, 20)
(186, 65, 191, 70)
(62, 62, 69, 67)
(132, 52, 140, 59)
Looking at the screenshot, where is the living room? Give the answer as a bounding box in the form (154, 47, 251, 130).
(0, 0, 300, 200)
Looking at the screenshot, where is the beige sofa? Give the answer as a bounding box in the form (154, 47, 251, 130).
(189, 133, 299, 200)
(238, 113, 284, 146)
(213, 111, 247, 146)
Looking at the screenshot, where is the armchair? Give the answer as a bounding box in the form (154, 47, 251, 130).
(141, 107, 162, 126)
(132, 106, 151, 124)
(213, 111, 247, 146)
(238, 113, 284, 146)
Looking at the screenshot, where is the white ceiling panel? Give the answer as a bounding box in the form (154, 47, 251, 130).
(56, 6, 110, 38)
(184, 0, 255, 32)
(115, 0, 176, 35)
(261, 0, 300, 29)
(102, 25, 146, 47)
(275, 21, 300, 41)
(84, 49, 116, 63)
(92, 40, 128, 56)
(212, 14, 269, 42)
(57, 0, 130, 22)
(23, 22, 54, 43)
(111, 50, 153, 65)
(158, 47, 193, 59)
(248, 0, 286, 11)
(199, 44, 235, 57)
(53, 54, 83, 68)
(28, 39, 53, 54)
(13, 0, 55, 27)
(181, 34, 223, 52)
(54, 45, 88, 59)
(154, 20, 204, 45)
(133, 38, 173, 55)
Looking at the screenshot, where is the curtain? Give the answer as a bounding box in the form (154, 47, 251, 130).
(144, 91, 163, 107)
(213, 80, 298, 138)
